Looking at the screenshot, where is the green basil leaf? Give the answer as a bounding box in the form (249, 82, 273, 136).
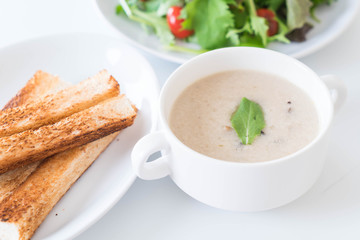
(231, 97, 265, 145)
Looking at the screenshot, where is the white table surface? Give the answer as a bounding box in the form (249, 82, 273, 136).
(0, 0, 360, 239)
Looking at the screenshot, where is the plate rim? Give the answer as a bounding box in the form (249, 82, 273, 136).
(289, 0, 360, 59)
(0, 32, 159, 240)
(93, 0, 360, 63)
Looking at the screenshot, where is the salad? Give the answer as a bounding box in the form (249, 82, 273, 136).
(116, 0, 335, 53)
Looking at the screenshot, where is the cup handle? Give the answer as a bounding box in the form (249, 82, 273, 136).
(131, 131, 170, 180)
(321, 75, 347, 114)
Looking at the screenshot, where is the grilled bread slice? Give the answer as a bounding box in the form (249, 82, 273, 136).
(0, 70, 119, 137)
(0, 95, 136, 174)
(0, 73, 137, 239)
(0, 71, 68, 203)
(0, 132, 119, 240)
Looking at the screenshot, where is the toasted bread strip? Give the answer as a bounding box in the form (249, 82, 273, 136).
(0, 163, 39, 204)
(0, 132, 119, 240)
(0, 72, 68, 203)
(2, 71, 64, 110)
(0, 95, 136, 174)
(0, 70, 119, 137)
(0, 72, 135, 240)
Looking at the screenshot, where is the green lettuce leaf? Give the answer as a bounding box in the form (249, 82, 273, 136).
(310, 0, 335, 21)
(250, 16, 269, 46)
(156, 0, 184, 16)
(239, 33, 265, 47)
(267, 0, 286, 11)
(124, 5, 175, 45)
(286, 0, 313, 30)
(183, 0, 234, 49)
(245, 0, 269, 46)
(269, 17, 290, 43)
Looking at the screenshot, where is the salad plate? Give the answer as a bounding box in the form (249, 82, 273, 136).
(0, 33, 159, 240)
(94, 0, 359, 64)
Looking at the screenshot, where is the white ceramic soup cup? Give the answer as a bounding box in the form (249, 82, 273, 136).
(132, 47, 346, 212)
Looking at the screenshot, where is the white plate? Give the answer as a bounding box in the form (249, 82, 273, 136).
(94, 0, 359, 64)
(0, 33, 159, 240)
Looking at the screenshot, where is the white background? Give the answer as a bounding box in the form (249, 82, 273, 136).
(0, 0, 360, 239)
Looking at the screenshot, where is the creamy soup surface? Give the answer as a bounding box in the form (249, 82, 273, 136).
(169, 70, 319, 163)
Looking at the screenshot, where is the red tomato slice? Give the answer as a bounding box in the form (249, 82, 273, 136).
(256, 8, 278, 37)
(167, 6, 194, 39)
